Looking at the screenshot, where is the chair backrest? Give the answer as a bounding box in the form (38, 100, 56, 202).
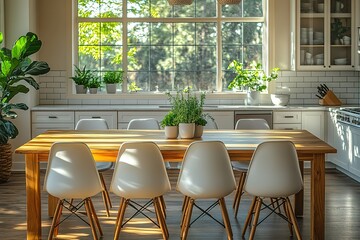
(75, 118, 109, 130)
(127, 118, 160, 130)
(244, 141, 303, 198)
(235, 118, 270, 130)
(44, 142, 103, 199)
(110, 142, 171, 199)
(177, 141, 236, 199)
(204, 115, 219, 130)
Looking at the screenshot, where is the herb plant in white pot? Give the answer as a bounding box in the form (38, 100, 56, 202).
(161, 111, 179, 139)
(70, 65, 92, 94)
(228, 60, 280, 105)
(103, 70, 123, 94)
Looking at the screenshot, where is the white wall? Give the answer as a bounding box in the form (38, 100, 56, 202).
(4, 0, 39, 170)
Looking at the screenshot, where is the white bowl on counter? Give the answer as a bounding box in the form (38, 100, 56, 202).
(271, 94, 290, 106)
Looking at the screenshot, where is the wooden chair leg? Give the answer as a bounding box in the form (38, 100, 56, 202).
(115, 198, 126, 228)
(53, 201, 63, 237)
(48, 199, 63, 240)
(248, 197, 262, 240)
(114, 199, 128, 240)
(234, 172, 246, 218)
(89, 198, 103, 236)
(242, 196, 256, 237)
(281, 197, 293, 236)
(181, 196, 190, 228)
(85, 198, 98, 240)
(159, 195, 167, 218)
(154, 197, 169, 239)
(219, 198, 233, 240)
(99, 172, 112, 217)
(285, 197, 302, 240)
(182, 199, 194, 240)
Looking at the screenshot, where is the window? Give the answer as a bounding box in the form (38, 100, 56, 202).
(75, 0, 265, 93)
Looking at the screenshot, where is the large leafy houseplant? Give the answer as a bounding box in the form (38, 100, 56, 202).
(227, 60, 280, 92)
(0, 32, 50, 182)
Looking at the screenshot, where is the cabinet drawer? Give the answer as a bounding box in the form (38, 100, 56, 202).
(32, 111, 74, 123)
(75, 111, 117, 129)
(273, 111, 302, 124)
(273, 123, 302, 130)
(32, 123, 74, 138)
(118, 111, 166, 129)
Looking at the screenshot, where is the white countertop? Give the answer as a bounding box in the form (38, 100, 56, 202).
(31, 104, 336, 111)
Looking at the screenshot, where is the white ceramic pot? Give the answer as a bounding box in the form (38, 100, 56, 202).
(106, 83, 117, 94)
(89, 88, 98, 94)
(179, 123, 195, 139)
(247, 91, 260, 105)
(75, 85, 87, 94)
(164, 126, 178, 139)
(194, 125, 204, 138)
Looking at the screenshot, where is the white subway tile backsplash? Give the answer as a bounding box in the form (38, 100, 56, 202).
(38, 70, 360, 106)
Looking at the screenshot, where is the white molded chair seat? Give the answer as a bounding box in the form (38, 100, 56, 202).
(177, 141, 236, 240)
(75, 118, 113, 217)
(110, 142, 171, 240)
(44, 142, 104, 240)
(127, 118, 160, 130)
(232, 118, 270, 217)
(242, 141, 303, 240)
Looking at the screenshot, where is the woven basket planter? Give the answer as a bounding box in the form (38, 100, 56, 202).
(168, 0, 193, 5)
(218, 0, 241, 4)
(0, 143, 12, 183)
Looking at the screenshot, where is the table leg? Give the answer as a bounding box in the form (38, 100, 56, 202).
(311, 154, 325, 240)
(25, 154, 41, 240)
(294, 161, 304, 216)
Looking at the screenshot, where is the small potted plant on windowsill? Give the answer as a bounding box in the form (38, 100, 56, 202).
(87, 76, 101, 94)
(70, 65, 92, 94)
(227, 60, 280, 105)
(103, 70, 123, 94)
(161, 111, 179, 139)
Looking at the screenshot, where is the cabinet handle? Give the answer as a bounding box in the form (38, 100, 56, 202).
(284, 116, 294, 118)
(284, 128, 294, 130)
(91, 116, 101, 119)
(48, 116, 58, 119)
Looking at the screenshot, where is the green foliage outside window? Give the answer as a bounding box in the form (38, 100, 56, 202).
(76, 0, 265, 93)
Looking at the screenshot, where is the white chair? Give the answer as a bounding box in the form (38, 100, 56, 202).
(232, 118, 270, 217)
(204, 115, 219, 130)
(177, 141, 236, 240)
(127, 118, 160, 130)
(44, 142, 104, 240)
(127, 118, 172, 169)
(110, 142, 171, 240)
(75, 118, 113, 217)
(242, 141, 303, 240)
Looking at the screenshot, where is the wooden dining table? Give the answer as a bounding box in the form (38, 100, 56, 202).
(15, 129, 336, 240)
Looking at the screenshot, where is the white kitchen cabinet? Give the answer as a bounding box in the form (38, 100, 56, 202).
(273, 111, 302, 130)
(118, 111, 167, 129)
(31, 111, 75, 137)
(350, 127, 360, 177)
(296, 0, 356, 71)
(301, 111, 325, 140)
(75, 111, 117, 129)
(204, 111, 234, 129)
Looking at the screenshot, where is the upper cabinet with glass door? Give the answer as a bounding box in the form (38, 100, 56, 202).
(297, 0, 355, 70)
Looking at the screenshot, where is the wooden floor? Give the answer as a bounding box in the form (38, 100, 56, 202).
(0, 168, 360, 239)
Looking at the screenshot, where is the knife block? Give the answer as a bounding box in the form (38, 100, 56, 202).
(319, 90, 342, 106)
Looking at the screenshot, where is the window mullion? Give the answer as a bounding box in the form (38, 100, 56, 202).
(122, 0, 127, 93)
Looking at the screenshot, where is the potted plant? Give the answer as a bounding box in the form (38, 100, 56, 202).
(87, 75, 101, 94)
(160, 111, 179, 139)
(0, 32, 50, 183)
(166, 87, 206, 139)
(70, 65, 92, 94)
(194, 114, 208, 138)
(103, 71, 123, 94)
(227, 60, 280, 105)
